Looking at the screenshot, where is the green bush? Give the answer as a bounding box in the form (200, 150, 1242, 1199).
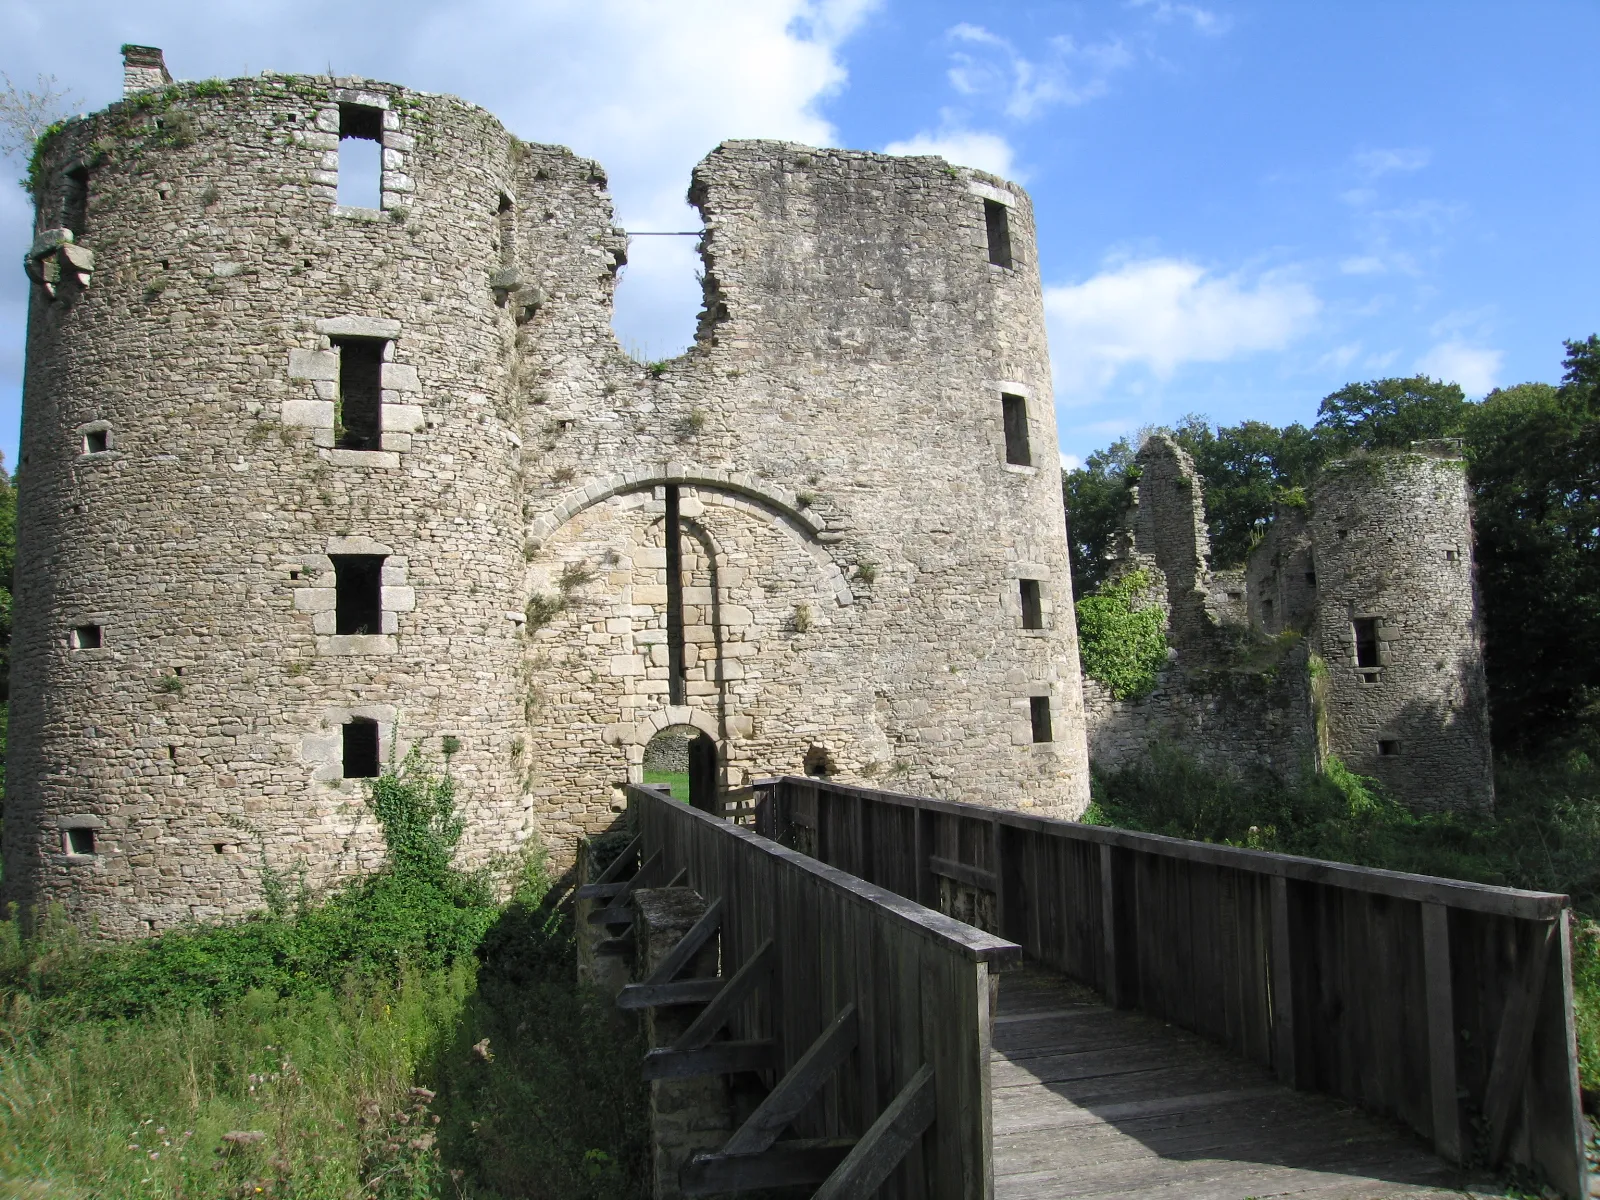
(1075, 569, 1168, 700)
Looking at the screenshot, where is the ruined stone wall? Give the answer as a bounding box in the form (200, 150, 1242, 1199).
(1310, 446, 1494, 812)
(1081, 435, 1493, 814)
(9, 54, 1090, 934)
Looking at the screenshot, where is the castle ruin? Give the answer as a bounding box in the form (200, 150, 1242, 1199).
(7, 48, 1091, 935)
(1083, 433, 1495, 812)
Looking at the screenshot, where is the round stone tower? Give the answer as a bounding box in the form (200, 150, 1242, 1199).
(7, 57, 533, 934)
(1309, 442, 1494, 812)
(8, 48, 1092, 935)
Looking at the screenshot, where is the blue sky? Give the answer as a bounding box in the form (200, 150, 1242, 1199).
(2, 0, 1596, 469)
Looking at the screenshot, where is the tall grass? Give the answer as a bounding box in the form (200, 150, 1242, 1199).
(0, 749, 648, 1198)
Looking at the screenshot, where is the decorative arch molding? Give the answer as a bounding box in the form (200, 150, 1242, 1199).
(529, 465, 855, 606)
(529, 464, 827, 546)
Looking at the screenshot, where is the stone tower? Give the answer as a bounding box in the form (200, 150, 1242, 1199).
(1308, 443, 1493, 811)
(7, 48, 1090, 935)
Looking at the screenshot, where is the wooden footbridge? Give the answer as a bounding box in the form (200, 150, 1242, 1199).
(584, 778, 1588, 1199)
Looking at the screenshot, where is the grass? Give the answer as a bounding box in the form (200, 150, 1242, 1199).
(642, 769, 689, 802)
(0, 749, 649, 1198)
(1087, 740, 1600, 1095)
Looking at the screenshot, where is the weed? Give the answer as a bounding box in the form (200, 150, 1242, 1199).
(440, 735, 461, 760)
(155, 673, 184, 694)
(143, 276, 168, 302)
(192, 78, 231, 98)
(854, 560, 877, 586)
(285, 661, 308, 677)
(647, 361, 670, 379)
(248, 420, 274, 443)
(199, 183, 220, 207)
(673, 409, 706, 440)
(551, 465, 576, 484)
(558, 562, 596, 593)
(795, 490, 817, 509)
(792, 603, 813, 634)
(524, 593, 565, 631)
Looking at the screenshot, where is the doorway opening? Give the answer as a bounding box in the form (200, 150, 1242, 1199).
(642, 723, 718, 811)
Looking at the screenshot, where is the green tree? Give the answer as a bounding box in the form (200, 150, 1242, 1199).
(1062, 435, 1137, 596)
(1170, 418, 1323, 567)
(1463, 339, 1600, 750)
(1311, 375, 1469, 454)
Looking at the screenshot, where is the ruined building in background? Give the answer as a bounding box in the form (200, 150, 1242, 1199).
(7, 47, 1090, 935)
(1083, 433, 1495, 812)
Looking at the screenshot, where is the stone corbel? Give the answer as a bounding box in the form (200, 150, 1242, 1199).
(24, 229, 95, 299)
(489, 267, 546, 323)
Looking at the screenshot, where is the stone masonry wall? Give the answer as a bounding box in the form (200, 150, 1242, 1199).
(1310, 447, 1494, 812)
(8, 52, 1090, 935)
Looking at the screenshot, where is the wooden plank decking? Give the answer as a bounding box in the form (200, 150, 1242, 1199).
(993, 967, 1494, 1200)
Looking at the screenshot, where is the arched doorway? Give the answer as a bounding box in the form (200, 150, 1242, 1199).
(643, 723, 718, 811)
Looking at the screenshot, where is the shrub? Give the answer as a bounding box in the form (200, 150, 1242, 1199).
(1075, 569, 1167, 700)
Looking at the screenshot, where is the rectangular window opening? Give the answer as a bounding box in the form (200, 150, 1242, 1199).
(70, 624, 102, 650)
(1377, 739, 1400, 757)
(1445, 548, 1460, 562)
(343, 718, 380, 778)
(337, 104, 384, 209)
(984, 199, 1013, 268)
(83, 429, 108, 454)
(1029, 695, 1053, 743)
(1019, 579, 1043, 630)
(62, 166, 89, 237)
(65, 827, 96, 855)
(334, 338, 385, 450)
(1353, 617, 1380, 668)
(1001, 393, 1031, 466)
(1262, 598, 1275, 622)
(332, 554, 385, 635)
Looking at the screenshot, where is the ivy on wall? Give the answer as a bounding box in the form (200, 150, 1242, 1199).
(1075, 569, 1168, 701)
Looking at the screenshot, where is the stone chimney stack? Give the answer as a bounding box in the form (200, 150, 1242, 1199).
(121, 45, 173, 98)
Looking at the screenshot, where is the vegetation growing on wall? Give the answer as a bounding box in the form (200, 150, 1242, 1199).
(1075, 569, 1167, 701)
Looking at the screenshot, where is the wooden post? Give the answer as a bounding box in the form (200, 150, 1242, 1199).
(1100, 842, 1120, 1008)
(1421, 902, 1461, 1162)
(990, 819, 1005, 938)
(1270, 874, 1297, 1088)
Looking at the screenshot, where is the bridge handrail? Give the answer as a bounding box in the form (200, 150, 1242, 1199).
(753, 775, 1588, 1200)
(626, 782, 1019, 1198)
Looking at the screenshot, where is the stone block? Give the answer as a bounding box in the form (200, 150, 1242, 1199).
(381, 403, 425, 431)
(282, 399, 334, 428)
(327, 534, 394, 556)
(318, 634, 396, 656)
(293, 588, 335, 613)
(316, 316, 402, 340)
(379, 431, 412, 452)
(631, 584, 668, 605)
(609, 655, 645, 676)
(382, 586, 416, 612)
(381, 363, 420, 392)
(329, 449, 400, 469)
(311, 610, 336, 634)
(288, 349, 337, 381)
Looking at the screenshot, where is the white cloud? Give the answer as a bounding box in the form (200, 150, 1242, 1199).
(1059, 452, 1083, 471)
(882, 127, 1017, 177)
(1353, 147, 1431, 177)
(1416, 341, 1503, 395)
(1126, 0, 1230, 35)
(1045, 258, 1320, 395)
(1339, 255, 1387, 275)
(941, 23, 1132, 119)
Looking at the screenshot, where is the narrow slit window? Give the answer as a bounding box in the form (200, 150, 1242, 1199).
(984, 199, 1013, 268)
(331, 555, 385, 635)
(1305, 571, 1317, 586)
(1029, 696, 1053, 743)
(64, 827, 96, 855)
(334, 338, 384, 451)
(62, 166, 89, 237)
(83, 429, 108, 454)
(1353, 617, 1380, 668)
(337, 104, 384, 209)
(343, 718, 380, 778)
(1019, 579, 1043, 629)
(1444, 548, 1460, 562)
(1001, 393, 1031, 466)
(1262, 598, 1274, 623)
(70, 624, 102, 649)
(497, 194, 516, 267)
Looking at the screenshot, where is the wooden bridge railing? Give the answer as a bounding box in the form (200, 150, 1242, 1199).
(754, 775, 1589, 1200)
(622, 782, 1022, 1198)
